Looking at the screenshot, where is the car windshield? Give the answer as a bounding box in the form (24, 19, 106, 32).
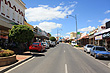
(87, 45, 94, 48)
(96, 47, 107, 51)
(33, 43, 39, 45)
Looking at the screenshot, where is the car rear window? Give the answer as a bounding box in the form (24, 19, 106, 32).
(33, 43, 39, 45)
(96, 47, 107, 51)
(87, 45, 94, 48)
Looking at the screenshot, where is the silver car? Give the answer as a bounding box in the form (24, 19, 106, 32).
(84, 44, 94, 53)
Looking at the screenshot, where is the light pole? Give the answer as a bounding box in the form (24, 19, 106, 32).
(57, 29, 62, 41)
(67, 15, 78, 40)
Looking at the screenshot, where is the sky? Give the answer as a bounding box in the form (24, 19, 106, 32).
(22, 0, 110, 38)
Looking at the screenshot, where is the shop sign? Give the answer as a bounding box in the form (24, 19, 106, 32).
(95, 35, 102, 40)
(102, 32, 110, 39)
(77, 32, 80, 39)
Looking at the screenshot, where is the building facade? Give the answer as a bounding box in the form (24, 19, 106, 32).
(0, 0, 26, 48)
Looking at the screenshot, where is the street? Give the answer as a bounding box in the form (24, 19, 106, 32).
(5, 43, 110, 73)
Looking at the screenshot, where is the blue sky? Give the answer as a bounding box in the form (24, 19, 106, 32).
(22, 0, 110, 38)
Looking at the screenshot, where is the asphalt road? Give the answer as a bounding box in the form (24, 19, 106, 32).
(5, 43, 110, 73)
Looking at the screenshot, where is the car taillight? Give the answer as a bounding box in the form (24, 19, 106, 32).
(29, 45, 32, 48)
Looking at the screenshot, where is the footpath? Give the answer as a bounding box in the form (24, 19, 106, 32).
(0, 51, 33, 73)
(74, 47, 84, 50)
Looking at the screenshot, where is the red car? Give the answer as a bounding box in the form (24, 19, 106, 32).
(29, 42, 45, 52)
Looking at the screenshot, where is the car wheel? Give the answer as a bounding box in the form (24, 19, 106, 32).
(41, 48, 43, 52)
(90, 52, 92, 56)
(94, 54, 98, 59)
(86, 49, 88, 53)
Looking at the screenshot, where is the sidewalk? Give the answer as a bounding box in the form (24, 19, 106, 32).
(0, 51, 33, 72)
(74, 47, 84, 50)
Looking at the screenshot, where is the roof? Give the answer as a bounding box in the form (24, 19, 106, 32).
(77, 34, 89, 40)
(94, 28, 110, 36)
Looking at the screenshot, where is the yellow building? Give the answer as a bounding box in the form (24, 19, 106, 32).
(70, 32, 76, 39)
(24, 21, 34, 30)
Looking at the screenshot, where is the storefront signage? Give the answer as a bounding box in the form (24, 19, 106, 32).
(102, 32, 110, 39)
(95, 35, 102, 40)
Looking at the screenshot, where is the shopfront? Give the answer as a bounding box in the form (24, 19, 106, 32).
(0, 25, 9, 48)
(102, 31, 110, 50)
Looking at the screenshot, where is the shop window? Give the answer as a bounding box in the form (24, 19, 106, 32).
(95, 40, 98, 46)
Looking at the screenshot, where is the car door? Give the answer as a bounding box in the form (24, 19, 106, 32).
(91, 47, 95, 55)
(84, 45, 87, 51)
(92, 47, 96, 55)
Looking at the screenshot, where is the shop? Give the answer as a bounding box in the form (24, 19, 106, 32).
(94, 28, 110, 50)
(77, 34, 89, 46)
(102, 31, 110, 50)
(0, 26, 9, 48)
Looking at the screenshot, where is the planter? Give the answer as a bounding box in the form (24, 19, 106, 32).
(0, 55, 16, 66)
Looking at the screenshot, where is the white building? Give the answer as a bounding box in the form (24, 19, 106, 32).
(0, 0, 26, 48)
(0, 0, 26, 26)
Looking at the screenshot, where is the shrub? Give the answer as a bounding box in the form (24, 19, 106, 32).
(0, 49, 14, 57)
(74, 45, 79, 47)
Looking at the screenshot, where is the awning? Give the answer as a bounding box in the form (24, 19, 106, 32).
(77, 34, 89, 40)
(94, 28, 110, 36)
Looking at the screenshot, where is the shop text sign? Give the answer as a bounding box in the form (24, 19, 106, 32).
(95, 35, 102, 40)
(102, 32, 110, 39)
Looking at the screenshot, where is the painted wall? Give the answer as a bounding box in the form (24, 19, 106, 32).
(0, 0, 26, 25)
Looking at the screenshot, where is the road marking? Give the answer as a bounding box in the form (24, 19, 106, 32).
(65, 64, 68, 73)
(74, 47, 110, 69)
(64, 50, 65, 53)
(5, 57, 35, 73)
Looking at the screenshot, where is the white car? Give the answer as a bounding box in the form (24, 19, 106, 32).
(42, 42, 49, 49)
(50, 41, 56, 47)
(84, 44, 94, 53)
(71, 41, 77, 46)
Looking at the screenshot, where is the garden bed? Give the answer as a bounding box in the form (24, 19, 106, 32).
(0, 55, 17, 66)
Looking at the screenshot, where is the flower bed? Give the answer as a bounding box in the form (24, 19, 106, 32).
(0, 48, 16, 66)
(0, 49, 14, 57)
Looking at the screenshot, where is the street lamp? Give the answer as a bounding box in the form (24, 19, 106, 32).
(57, 29, 62, 41)
(67, 15, 78, 40)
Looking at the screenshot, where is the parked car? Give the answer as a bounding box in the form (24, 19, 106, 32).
(29, 42, 45, 52)
(42, 42, 49, 49)
(71, 41, 77, 46)
(90, 46, 110, 59)
(49, 41, 56, 47)
(84, 44, 94, 53)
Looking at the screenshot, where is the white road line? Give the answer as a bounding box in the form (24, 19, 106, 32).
(64, 50, 65, 53)
(65, 64, 68, 73)
(74, 47, 110, 69)
(5, 57, 35, 73)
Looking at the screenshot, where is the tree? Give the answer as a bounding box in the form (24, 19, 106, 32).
(48, 33, 51, 37)
(9, 25, 34, 54)
(49, 36, 56, 41)
(9, 25, 34, 43)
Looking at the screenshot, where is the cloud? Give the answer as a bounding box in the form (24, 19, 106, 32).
(87, 20, 92, 22)
(60, 2, 64, 5)
(78, 26, 95, 32)
(69, 1, 78, 4)
(105, 10, 110, 14)
(54, 33, 61, 37)
(34, 22, 62, 32)
(64, 36, 70, 39)
(25, 2, 77, 22)
(99, 18, 110, 24)
(66, 32, 71, 34)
